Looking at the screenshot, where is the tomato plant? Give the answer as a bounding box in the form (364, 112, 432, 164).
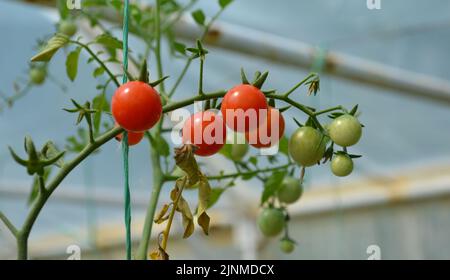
(0, 0, 365, 260)
(182, 111, 227, 156)
(112, 81, 163, 132)
(245, 106, 285, 148)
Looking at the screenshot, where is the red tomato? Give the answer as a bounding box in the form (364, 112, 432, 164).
(182, 111, 227, 156)
(112, 81, 162, 132)
(115, 131, 145, 146)
(220, 84, 268, 133)
(245, 106, 285, 148)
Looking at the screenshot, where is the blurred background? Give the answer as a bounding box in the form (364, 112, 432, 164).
(1, 0, 450, 259)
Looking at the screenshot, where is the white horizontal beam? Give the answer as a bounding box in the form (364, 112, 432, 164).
(18, 1, 450, 105)
(175, 16, 450, 105)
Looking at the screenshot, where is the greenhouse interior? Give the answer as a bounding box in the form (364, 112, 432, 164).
(1, 0, 450, 260)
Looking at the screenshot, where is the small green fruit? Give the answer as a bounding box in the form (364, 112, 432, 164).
(280, 238, 295, 254)
(328, 114, 362, 147)
(257, 208, 285, 237)
(331, 153, 353, 177)
(29, 68, 46, 85)
(59, 20, 77, 37)
(230, 142, 249, 161)
(277, 176, 303, 204)
(289, 126, 326, 167)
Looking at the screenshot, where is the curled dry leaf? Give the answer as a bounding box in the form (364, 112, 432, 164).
(154, 203, 170, 224)
(170, 178, 195, 238)
(197, 177, 211, 235)
(150, 246, 169, 260)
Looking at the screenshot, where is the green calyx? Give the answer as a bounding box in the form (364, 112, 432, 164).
(240, 68, 269, 89)
(125, 59, 169, 88)
(9, 136, 65, 176)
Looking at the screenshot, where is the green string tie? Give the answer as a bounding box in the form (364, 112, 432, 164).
(122, 0, 132, 260)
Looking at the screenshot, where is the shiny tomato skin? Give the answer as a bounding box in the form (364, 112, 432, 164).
(115, 131, 145, 146)
(182, 111, 227, 156)
(221, 84, 268, 133)
(245, 106, 285, 148)
(112, 81, 162, 132)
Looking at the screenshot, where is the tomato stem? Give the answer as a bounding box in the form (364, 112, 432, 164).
(71, 41, 121, 87)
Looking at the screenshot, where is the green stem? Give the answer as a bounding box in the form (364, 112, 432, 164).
(168, 8, 224, 98)
(135, 133, 165, 260)
(0, 211, 18, 237)
(168, 59, 192, 97)
(198, 57, 204, 95)
(154, 0, 165, 93)
(314, 106, 343, 116)
(165, 163, 291, 181)
(72, 41, 121, 87)
(282, 73, 316, 97)
(266, 93, 315, 116)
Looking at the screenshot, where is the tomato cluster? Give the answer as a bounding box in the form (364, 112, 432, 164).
(182, 84, 286, 156)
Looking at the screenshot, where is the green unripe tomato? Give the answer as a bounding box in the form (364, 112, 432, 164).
(331, 153, 353, 177)
(328, 114, 362, 147)
(230, 142, 249, 161)
(277, 176, 303, 204)
(257, 208, 285, 237)
(29, 68, 46, 85)
(59, 20, 77, 37)
(289, 126, 326, 167)
(280, 238, 295, 254)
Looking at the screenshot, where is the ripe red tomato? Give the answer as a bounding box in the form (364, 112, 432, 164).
(115, 131, 145, 146)
(112, 81, 162, 132)
(221, 84, 268, 133)
(245, 106, 285, 148)
(182, 111, 227, 156)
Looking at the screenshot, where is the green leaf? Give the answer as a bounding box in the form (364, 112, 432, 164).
(93, 67, 105, 78)
(41, 141, 65, 168)
(249, 156, 258, 166)
(94, 33, 123, 49)
(92, 93, 110, 134)
(219, 144, 232, 160)
(278, 136, 288, 156)
(191, 9, 206, 26)
(261, 170, 286, 204)
(173, 41, 187, 55)
(241, 171, 257, 181)
(219, 0, 234, 8)
(208, 187, 225, 209)
(153, 134, 170, 157)
(31, 34, 69, 62)
(65, 47, 81, 81)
